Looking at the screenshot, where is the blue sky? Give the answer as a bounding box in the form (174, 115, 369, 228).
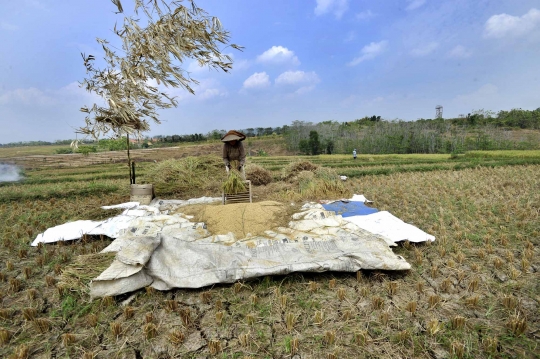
(0, 0, 539, 143)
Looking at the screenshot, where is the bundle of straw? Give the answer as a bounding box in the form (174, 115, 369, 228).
(222, 170, 246, 194)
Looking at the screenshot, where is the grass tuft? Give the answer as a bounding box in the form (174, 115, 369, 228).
(507, 314, 527, 336)
(0, 329, 11, 345)
(110, 322, 122, 339)
(123, 306, 135, 319)
(168, 330, 185, 345)
(61, 333, 76, 347)
(144, 323, 157, 339)
(209, 339, 222, 355)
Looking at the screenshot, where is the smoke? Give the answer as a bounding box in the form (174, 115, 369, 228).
(0, 163, 22, 182)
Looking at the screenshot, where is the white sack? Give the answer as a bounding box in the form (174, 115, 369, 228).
(350, 194, 372, 203)
(91, 270, 153, 298)
(147, 234, 411, 290)
(116, 235, 161, 266)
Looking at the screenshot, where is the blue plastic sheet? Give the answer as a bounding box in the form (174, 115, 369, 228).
(322, 201, 378, 217)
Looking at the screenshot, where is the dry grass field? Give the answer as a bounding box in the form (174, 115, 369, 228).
(0, 148, 538, 358)
(0, 138, 292, 169)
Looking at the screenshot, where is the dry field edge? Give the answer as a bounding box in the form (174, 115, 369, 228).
(0, 151, 538, 359)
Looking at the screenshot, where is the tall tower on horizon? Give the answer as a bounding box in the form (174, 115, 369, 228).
(436, 105, 443, 119)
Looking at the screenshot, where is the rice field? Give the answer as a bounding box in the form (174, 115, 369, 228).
(0, 149, 538, 358)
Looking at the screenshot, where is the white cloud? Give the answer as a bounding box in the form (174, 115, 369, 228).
(314, 0, 349, 19)
(356, 10, 375, 20)
(295, 86, 316, 95)
(0, 87, 54, 106)
(167, 78, 227, 101)
(187, 60, 208, 74)
(344, 31, 355, 42)
(243, 72, 271, 89)
(198, 88, 227, 100)
(275, 71, 320, 86)
(447, 45, 472, 58)
(348, 40, 388, 66)
(484, 8, 540, 39)
(256, 46, 300, 66)
(232, 59, 250, 71)
(1, 21, 19, 31)
(410, 42, 439, 57)
(196, 79, 228, 100)
(275, 71, 320, 95)
(0, 82, 100, 106)
(406, 0, 426, 11)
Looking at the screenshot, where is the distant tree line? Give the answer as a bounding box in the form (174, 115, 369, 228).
(153, 133, 206, 143)
(2, 108, 538, 152)
(284, 108, 540, 155)
(0, 139, 94, 148)
(153, 126, 288, 143)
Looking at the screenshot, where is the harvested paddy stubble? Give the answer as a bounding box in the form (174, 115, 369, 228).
(58, 252, 116, 295)
(1, 154, 538, 359)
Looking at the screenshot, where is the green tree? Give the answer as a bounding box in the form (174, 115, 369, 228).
(98, 138, 128, 151)
(323, 139, 335, 154)
(298, 139, 310, 155)
(308, 130, 321, 155)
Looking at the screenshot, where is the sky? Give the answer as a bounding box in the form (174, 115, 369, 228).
(0, 0, 539, 143)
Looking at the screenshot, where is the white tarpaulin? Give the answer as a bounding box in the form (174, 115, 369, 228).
(30, 197, 221, 247)
(344, 211, 435, 244)
(321, 195, 435, 245)
(31, 195, 435, 297)
(89, 208, 411, 297)
(32, 220, 102, 246)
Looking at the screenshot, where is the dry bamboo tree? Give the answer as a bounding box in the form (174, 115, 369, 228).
(77, 0, 241, 183)
(79, 0, 242, 139)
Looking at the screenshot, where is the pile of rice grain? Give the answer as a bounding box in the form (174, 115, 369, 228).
(199, 201, 287, 239)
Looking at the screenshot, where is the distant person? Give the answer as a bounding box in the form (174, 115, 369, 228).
(221, 130, 247, 179)
(353, 149, 357, 160)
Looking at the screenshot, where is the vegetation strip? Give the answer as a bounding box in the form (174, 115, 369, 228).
(0, 183, 119, 203)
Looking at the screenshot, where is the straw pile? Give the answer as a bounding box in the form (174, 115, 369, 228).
(144, 156, 225, 196)
(58, 252, 116, 295)
(282, 160, 320, 181)
(246, 164, 273, 186)
(296, 167, 350, 199)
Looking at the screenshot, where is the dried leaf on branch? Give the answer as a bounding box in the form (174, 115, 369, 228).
(79, 0, 242, 139)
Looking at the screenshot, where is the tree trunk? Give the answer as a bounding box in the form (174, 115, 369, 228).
(127, 134, 133, 184)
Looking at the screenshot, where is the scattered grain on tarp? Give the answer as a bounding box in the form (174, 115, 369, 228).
(197, 201, 287, 239)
